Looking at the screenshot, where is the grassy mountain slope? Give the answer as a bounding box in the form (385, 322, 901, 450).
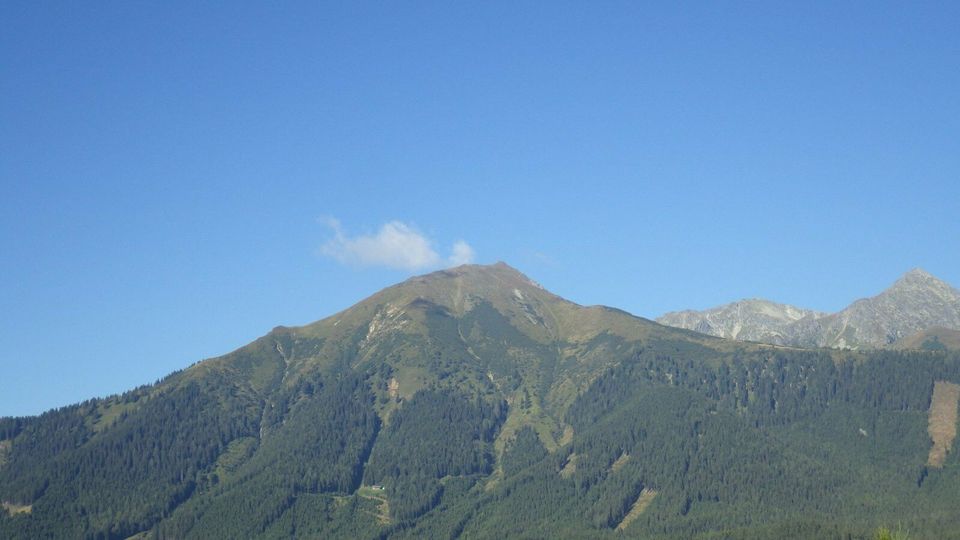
(895, 327, 960, 351)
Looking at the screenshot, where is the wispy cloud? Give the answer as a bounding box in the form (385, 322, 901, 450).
(321, 218, 475, 271)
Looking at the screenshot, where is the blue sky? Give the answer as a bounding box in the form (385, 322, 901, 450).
(2, 2, 959, 416)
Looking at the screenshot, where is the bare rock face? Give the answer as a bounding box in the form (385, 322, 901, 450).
(810, 269, 960, 348)
(657, 269, 960, 350)
(657, 300, 826, 346)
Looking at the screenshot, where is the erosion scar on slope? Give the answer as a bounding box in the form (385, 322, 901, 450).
(927, 380, 960, 468)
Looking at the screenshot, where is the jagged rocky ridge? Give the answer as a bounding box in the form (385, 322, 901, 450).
(657, 268, 960, 349)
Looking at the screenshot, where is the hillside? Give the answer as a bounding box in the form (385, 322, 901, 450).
(3, 263, 960, 539)
(658, 268, 960, 350)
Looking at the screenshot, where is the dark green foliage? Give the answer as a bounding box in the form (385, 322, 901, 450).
(501, 426, 548, 476)
(154, 373, 379, 539)
(246, 373, 380, 495)
(0, 417, 23, 440)
(426, 347, 960, 539)
(0, 404, 92, 503)
(363, 389, 506, 521)
(0, 380, 261, 539)
(365, 389, 505, 484)
(922, 336, 947, 351)
(259, 493, 384, 539)
(459, 301, 548, 391)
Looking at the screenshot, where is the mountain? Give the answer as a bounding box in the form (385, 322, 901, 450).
(656, 299, 825, 346)
(657, 268, 960, 349)
(810, 269, 960, 349)
(3, 263, 960, 539)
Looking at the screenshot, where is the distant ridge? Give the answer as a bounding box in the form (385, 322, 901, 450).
(657, 268, 960, 349)
(656, 299, 825, 346)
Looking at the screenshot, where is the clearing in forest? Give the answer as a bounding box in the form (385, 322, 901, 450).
(559, 452, 578, 479)
(557, 425, 574, 446)
(615, 488, 657, 531)
(927, 380, 960, 467)
(357, 486, 391, 524)
(2, 501, 32, 515)
(610, 452, 630, 473)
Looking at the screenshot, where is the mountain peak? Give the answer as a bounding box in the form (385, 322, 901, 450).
(895, 267, 942, 285)
(344, 262, 562, 339)
(310, 262, 703, 354)
(906, 267, 934, 278)
(405, 262, 541, 291)
(888, 268, 956, 297)
(452, 261, 523, 277)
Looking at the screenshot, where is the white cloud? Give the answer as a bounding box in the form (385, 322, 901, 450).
(448, 240, 475, 267)
(321, 218, 475, 271)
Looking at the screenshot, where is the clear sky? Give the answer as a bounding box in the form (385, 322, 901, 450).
(2, 2, 959, 416)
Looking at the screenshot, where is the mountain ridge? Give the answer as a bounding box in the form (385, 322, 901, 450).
(657, 268, 960, 349)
